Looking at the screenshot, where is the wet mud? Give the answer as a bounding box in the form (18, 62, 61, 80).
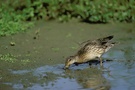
(0, 20, 135, 90)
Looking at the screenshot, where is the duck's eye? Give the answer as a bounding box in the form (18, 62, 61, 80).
(68, 59, 72, 61)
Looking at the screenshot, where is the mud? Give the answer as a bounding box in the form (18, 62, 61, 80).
(0, 20, 135, 90)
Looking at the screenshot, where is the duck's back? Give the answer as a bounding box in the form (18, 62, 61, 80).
(77, 35, 115, 61)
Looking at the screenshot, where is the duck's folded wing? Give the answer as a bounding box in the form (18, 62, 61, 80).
(80, 35, 114, 47)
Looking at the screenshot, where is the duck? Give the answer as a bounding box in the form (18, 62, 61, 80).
(64, 35, 116, 69)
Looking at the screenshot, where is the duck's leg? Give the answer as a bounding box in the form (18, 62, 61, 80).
(88, 61, 92, 68)
(88, 62, 92, 66)
(74, 62, 79, 66)
(99, 57, 103, 66)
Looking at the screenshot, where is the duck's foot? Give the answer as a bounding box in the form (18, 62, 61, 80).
(74, 62, 79, 66)
(89, 62, 92, 68)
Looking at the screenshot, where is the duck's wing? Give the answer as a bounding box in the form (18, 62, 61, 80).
(77, 42, 98, 57)
(80, 35, 114, 47)
(77, 35, 114, 56)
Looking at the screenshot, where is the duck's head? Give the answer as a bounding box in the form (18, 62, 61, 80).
(64, 56, 77, 69)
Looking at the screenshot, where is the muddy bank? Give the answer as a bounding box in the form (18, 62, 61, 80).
(0, 20, 135, 68)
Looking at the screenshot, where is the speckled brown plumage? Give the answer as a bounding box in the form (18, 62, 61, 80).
(64, 35, 116, 69)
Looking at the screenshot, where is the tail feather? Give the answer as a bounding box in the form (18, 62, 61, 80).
(96, 35, 114, 45)
(99, 35, 114, 42)
(104, 42, 117, 52)
(79, 35, 114, 47)
(105, 35, 114, 40)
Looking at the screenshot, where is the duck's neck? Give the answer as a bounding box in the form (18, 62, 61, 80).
(73, 55, 79, 63)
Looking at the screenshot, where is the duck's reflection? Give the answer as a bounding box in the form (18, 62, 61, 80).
(65, 67, 110, 90)
(123, 44, 135, 69)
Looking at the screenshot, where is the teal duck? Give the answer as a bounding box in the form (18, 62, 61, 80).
(64, 35, 116, 69)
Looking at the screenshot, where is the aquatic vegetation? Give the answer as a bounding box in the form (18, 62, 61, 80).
(0, 53, 17, 63)
(70, 46, 78, 50)
(20, 59, 31, 65)
(0, 53, 31, 65)
(66, 33, 72, 38)
(51, 47, 60, 52)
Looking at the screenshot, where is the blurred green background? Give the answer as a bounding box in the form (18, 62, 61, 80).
(0, 0, 135, 36)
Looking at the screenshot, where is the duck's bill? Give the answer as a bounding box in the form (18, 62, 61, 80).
(63, 66, 69, 70)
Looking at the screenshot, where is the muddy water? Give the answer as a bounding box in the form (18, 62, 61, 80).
(0, 20, 135, 90)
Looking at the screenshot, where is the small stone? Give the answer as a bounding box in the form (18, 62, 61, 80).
(33, 36, 37, 39)
(10, 42, 15, 46)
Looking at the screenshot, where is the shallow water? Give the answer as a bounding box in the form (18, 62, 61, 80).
(0, 20, 135, 90)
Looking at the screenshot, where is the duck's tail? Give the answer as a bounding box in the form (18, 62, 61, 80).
(97, 35, 114, 45)
(100, 35, 114, 42)
(105, 41, 119, 52)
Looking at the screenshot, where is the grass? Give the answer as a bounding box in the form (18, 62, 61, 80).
(0, 2, 33, 36)
(11, 0, 135, 23)
(0, 53, 30, 65)
(0, 53, 17, 63)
